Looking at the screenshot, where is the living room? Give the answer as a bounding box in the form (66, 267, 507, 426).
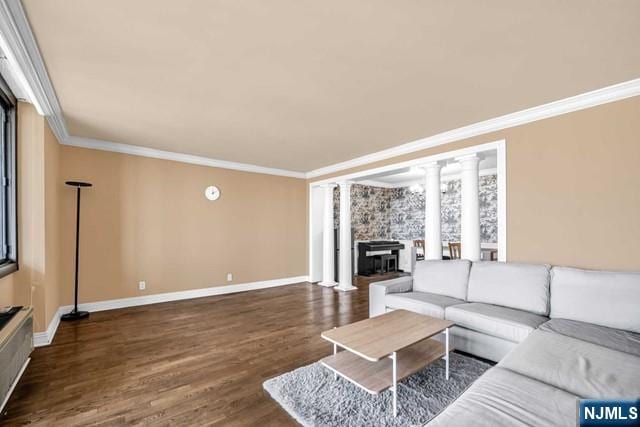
(0, 1, 639, 426)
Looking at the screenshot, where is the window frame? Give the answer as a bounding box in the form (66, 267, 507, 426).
(0, 73, 18, 279)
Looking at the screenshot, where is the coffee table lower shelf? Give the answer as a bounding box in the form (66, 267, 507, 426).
(320, 338, 451, 394)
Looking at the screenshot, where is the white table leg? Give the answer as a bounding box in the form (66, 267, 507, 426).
(333, 342, 337, 380)
(445, 327, 450, 380)
(391, 351, 398, 417)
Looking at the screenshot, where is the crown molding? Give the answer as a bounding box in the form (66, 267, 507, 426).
(305, 78, 640, 178)
(64, 136, 306, 178)
(2, 0, 639, 180)
(0, 0, 66, 137)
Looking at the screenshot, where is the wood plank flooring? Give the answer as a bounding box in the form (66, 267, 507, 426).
(1, 274, 402, 426)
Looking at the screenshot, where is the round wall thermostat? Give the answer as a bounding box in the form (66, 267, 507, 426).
(205, 186, 221, 201)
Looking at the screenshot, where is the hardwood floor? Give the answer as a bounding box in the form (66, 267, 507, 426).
(1, 275, 401, 426)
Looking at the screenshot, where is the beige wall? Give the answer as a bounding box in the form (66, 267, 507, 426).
(57, 146, 307, 305)
(0, 273, 14, 307)
(2, 105, 307, 331)
(310, 95, 640, 271)
(4, 96, 639, 332)
(0, 103, 61, 331)
(44, 122, 62, 326)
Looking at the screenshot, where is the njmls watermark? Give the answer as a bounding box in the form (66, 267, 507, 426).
(580, 399, 639, 426)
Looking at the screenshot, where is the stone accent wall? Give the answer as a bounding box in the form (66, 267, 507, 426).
(333, 184, 392, 241)
(334, 175, 498, 243)
(389, 187, 425, 241)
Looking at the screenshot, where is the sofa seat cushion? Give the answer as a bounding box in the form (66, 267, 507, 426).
(445, 303, 548, 343)
(385, 292, 465, 319)
(426, 367, 579, 427)
(539, 318, 640, 357)
(467, 262, 551, 315)
(499, 330, 640, 398)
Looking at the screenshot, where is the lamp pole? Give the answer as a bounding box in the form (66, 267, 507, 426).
(61, 181, 92, 321)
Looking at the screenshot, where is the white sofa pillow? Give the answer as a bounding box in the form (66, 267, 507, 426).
(550, 266, 640, 333)
(467, 262, 551, 315)
(412, 260, 471, 300)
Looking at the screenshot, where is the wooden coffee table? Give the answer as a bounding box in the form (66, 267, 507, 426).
(320, 309, 454, 417)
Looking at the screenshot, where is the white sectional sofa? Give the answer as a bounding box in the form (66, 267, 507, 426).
(370, 260, 552, 361)
(369, 261, 640, 426)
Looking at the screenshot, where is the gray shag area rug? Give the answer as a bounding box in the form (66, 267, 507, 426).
(263, 352, 490, 427)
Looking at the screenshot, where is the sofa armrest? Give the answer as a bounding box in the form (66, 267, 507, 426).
(369, 276, 413, 317)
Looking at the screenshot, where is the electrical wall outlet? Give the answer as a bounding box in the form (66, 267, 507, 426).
(138, 281, 146, 290)
(226, 273, 233, 282)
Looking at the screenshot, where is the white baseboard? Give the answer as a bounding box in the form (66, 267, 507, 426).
(33, 275, 308, 347)
(33, 307, 64, 347)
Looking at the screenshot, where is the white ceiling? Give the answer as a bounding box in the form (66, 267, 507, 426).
(20, 0, 640, 173)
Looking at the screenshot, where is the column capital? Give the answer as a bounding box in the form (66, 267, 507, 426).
(337, 180, 353, 189)
(421, 161, 445, 172)
(455, 153, 482, 164)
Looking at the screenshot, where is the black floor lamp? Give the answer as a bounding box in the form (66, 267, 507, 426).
(61, 181, 92, 321)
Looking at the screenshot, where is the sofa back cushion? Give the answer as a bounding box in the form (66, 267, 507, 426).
(413, 260, 471, 300)
(467, 262, 551, 315)
(550, 267, 640, 333)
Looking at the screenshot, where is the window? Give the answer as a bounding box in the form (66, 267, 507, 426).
(0, 74, 17, 278)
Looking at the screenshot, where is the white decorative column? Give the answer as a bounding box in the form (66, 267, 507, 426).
(319, 184, 337, 287)
(457, 154, 481, 261)
(336, 181, 357, 291)
(424, 162, 443, 260)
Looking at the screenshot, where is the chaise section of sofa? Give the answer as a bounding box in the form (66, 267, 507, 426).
(498, 266, 640, 399)
(538, 318, 640, 356)
(499, 329, 640, 398)
(425, 366, 579, 427)
(426, 264, 640, 427)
